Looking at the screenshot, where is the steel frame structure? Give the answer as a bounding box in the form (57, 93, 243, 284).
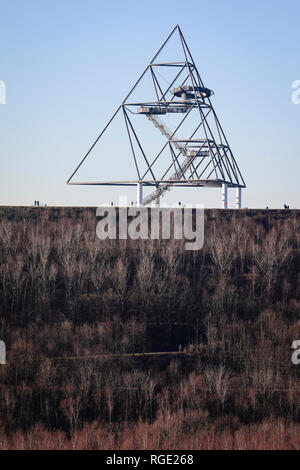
(67, 25, 246, 206)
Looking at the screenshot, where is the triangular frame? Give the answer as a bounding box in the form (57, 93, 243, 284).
(67, 25, 246, 205)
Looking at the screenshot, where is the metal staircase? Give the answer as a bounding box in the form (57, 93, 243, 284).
(143, 115, 198, 205)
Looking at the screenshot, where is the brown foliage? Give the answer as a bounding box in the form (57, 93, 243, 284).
(0, 207, 299, 449)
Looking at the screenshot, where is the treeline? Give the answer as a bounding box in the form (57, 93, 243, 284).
(0, 207, 299, 449)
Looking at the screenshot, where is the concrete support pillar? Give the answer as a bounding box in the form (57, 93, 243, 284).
(222, 183, 228, 209)
(137, 182, 143, 207)
(236, 187, 242, 209)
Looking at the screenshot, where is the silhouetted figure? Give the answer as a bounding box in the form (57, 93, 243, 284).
(34, 200, 36, 206)
(111, 202, 113, 207)
(284, 204, 290, 210)
(266, 206, 269, 210)
(131, 201, 134, 206)
(178, 202, 181, 207)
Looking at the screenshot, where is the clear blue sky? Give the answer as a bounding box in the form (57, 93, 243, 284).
(0, 0, 299, 208)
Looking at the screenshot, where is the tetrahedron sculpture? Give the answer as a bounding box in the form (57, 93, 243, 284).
(67, 25, 246, 208)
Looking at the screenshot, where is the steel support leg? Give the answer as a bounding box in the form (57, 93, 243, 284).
(222, 183, 228, 209)
(137, 182, 143, 207)
(236, 187, 242, 209)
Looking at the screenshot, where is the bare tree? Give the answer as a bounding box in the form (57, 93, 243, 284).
(204, 365, 231, 411)
(252, 229, 291, 289)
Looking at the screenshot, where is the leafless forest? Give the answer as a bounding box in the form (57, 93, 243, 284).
(0, 207, 299, 450)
